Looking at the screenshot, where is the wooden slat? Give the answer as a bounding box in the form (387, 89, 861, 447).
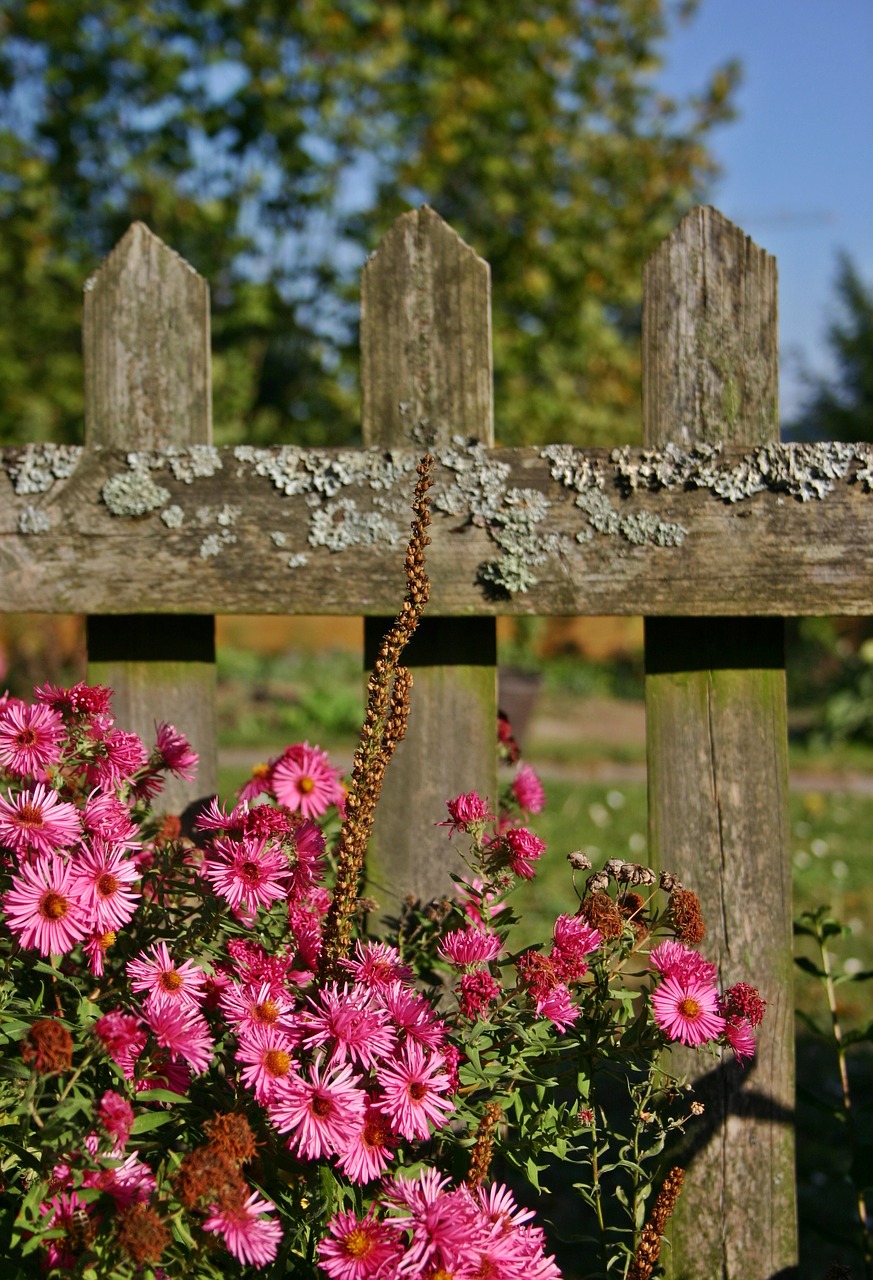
(642, 208, 797, 1277)
(360, 207, 498, 914)
(82, 223, 217, 815)
(3, 442, 873, 616)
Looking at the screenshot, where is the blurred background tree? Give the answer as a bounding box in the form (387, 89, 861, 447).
(0, 0, 737, 449)
(786, 254, 873, 443)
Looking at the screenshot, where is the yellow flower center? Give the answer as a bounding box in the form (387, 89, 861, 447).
(40, 891, 68, 920)
(678, 997, 701, 1019)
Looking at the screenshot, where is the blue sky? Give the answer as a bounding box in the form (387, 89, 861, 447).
(658, 0, 873, 423)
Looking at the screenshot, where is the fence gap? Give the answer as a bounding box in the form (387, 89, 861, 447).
(360, 206, 498, 913)
(642, 206, 797, 1277)
(83, 222, 218, 815)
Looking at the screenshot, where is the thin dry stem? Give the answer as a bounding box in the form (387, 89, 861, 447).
(317, 455, 433, 982)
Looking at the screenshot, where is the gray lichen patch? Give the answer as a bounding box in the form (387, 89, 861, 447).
(6, 444, 81, 495)
(200, 530, 237, 559)
(308, 498, 404, 552)
(233, 445, 417, 498)
(102, 466, 170, 517)
(610, 441, 873, 503)
(165, 445, 223, 483)
(18, 505, 51, 535)
(161, 505, 185, 529)
(435, 440, 513, 522)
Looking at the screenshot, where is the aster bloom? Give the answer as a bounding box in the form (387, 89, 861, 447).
(127, 941, 208, 1011)
(0, 701, 64, 777)
(458, 970, 501, 1020)
(438, 927, 502, 968)
(502, 826, 546, 880)
(143, 1001, 215, 1075)
(39, 1191, 91, 1272)
(651, 974, 726, 1047)
(68, 841, 140, 931)
(723, 1016, 757, 1064)
(719, 981, 766, 1027)
(0, 783, 82, 858)
(153, 722, 198, 780)
(87, 729, 149, 790)
(550, 914, 601, 983)
(439, 790, 494, 837)
(220, 980, 297, 1038)
(375, 980, 447, 1050)
(236, 1023, 300, 1103)
(511, 763, 546, 815)
(298, 982, 396, 1069)
(335, 1102, 400, 1185)
(318, 1208, 404, 1280)
(648, 939, 718, 985)
(237, 761, 273, 804)
(96, 1090, 135, 1153)
(269, 1058, 366, 1160)
(534, 982, 579, 1031)
(285, 817, 327, 901)
(81, 791, 140, 847)
(203, 1189, 283, 1269)
(94, 1010, 148, 1076)
(375, 1041, 455, 1141)
(83, 1150, 158, 1208)
(83, 929, 117, 977)
(271, 742, 345, 819)
(201, 834, 289, 914)
(382, 1169, 480, 1275)
(341, 940, 413, 988)
(2, 853, 89, 955)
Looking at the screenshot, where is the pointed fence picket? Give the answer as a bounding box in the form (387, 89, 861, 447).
(6, 201, 867, 1276)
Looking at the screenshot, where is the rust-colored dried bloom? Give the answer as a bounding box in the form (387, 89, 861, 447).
(204, 1113, 258, 1167)
(21, 1019, 73, 1074)
(627, 1166, 685, 1280)
(618, 891, 648, 938)
(466, 1102, 502, 1188)
(175, 1145, 246, 1211)
(578, 892, 623, 940)
(670, 889, 705, 946)
(117, 1203, 170, 1266)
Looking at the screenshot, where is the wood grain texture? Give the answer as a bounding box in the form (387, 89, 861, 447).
(642, 208, 797, 1277)
(361, 207, 497, 913)
(82, 223, 217, 814)
(4, 443, 873, 616)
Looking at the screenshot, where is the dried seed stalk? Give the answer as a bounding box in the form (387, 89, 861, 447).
(627, 1166, 685, 1280)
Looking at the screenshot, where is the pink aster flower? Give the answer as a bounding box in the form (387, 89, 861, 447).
(39, 1190, 89, 1272)
(648, 939, 718, 985)
(0, 783, 81, 858)
(2, 853, 89, 955)
(723, 1016, 757, 1064)
(269, 1058, 366, 1160)
(550, 915, 601, 983)
(203, 1189, 283, 1270)
(502, 826, 546, 880)
(457, 970, 501, 1020)
(298, 982, 396, 1070)
(651, 974, 726, 1047)
(81, 790, 139, 846)
(382, 1169, 478, 1275)
(83, 1150, 157, 1207)
(335, 1102, 400, 1185)
(220, 980, 297, 1038)
(535, 982, 579, 1031)
(439, 927, 502, 968)
(153, 722, 198, 780)
(271, 742, 344, 819)
(375, 980, 447, 1050)
(87, 729, 149, 790)
(83, 928, 118, 977)
(94, 1010, 147, 1076)
(201, 834, 289, 914)
(375, 1041, 455, 1141)
(96, 1090, 134, 1153)
(439, 791, 494, 837)
(318, 1208, 404, 1280)
(0, 701, 64, 777)
(236, 1023, 300, 1103)
(127, 941, 208, 1011)
(143, 1001, 215, 1075)
(719, 981, 766, 1028)
(68, 841, 140, 931)
(341, 939, 413, 988)
(511, 763, 545, 814)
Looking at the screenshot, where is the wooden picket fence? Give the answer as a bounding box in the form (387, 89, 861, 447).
(8, 202, 873, 1277)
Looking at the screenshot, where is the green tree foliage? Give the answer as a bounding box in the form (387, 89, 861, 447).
(0, 1, 738, 448)
(787, 254, 873, 442)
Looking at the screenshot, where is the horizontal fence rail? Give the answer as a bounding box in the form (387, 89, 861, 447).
(2, 441, 872, 616)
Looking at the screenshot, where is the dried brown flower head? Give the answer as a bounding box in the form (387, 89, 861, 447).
(21, 1019, 73, 1074)
(117, 1203, 170, 1266)
(627, 1166, 685, 1280)
(175, 1145, 246, 1212)
(204, 1113, 258, 1167)
(670, 889, 705, 946)
(577, 892, 623, 940)
(466, 1102, 502, 1188)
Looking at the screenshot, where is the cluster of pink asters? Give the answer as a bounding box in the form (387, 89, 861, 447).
(238, 740, 345, 818)
(0, 684, 195, 965)
(648, 940, 765, 1061)
(319, 1169, 561, 1280)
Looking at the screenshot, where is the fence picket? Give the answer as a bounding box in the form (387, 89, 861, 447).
(642, 207, 797, 1277)
(82, 222, 218, 814)
(360, 206, 498, 914)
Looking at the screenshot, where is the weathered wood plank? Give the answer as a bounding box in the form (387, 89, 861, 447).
(3, 441, 873, 616)
(360, 207, 497, 914)
(82, 223, 217, 814)
(642, 207, 797, 1278)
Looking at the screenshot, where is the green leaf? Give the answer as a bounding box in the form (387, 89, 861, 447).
(131, 1111, 176, 1134)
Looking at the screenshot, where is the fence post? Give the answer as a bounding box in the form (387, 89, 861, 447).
(360, 205, 497, 912)
(82, 222, 217, 815)
(642, 207, 797, 1277)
